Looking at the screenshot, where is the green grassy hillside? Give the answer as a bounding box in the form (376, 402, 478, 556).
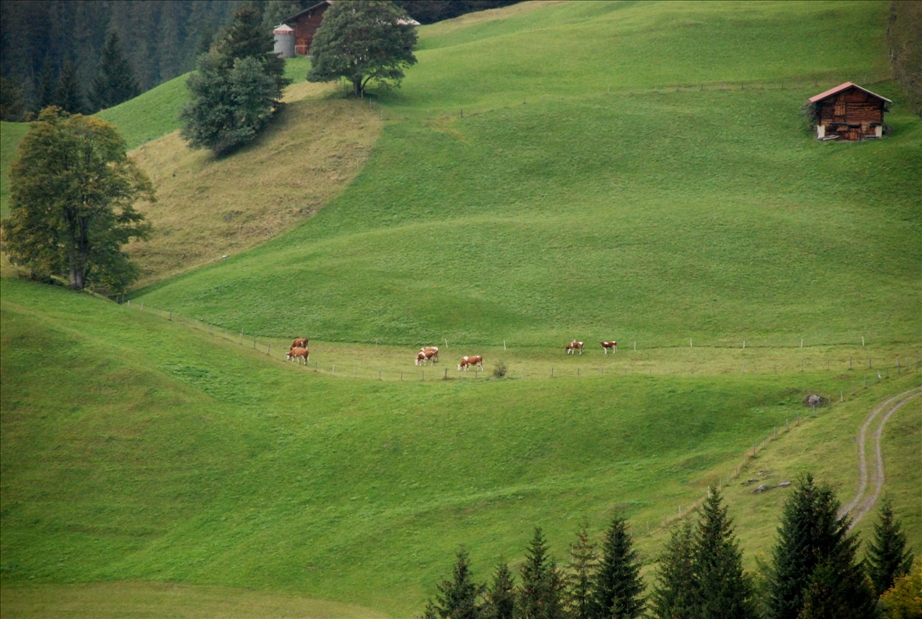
(3, 278, 918, 617)
(2, 1, 920, 617)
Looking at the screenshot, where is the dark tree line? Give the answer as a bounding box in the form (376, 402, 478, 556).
(425, 480, 915, 619)
(0, 0, 237, 117)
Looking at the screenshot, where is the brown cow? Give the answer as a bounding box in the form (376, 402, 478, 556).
(291, 337, 309, 349)
(458, 355, 483, 371)
(600, 341, 617, 354)
(416, 347, 439, 366)
(287, 346, 309, 365)
(566, 341, 584, 355)
(419, 346, 439, 363)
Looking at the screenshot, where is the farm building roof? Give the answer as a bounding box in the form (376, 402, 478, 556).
(809, 82, 892, 104)
(284, 0, 332, 23)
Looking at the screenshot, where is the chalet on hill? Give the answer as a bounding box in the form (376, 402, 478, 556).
(284, 0, 332, 56)
(807, 82, 891, 141)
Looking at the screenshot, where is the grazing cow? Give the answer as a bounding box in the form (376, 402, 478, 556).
(420, 346, 439, 363)
(600, 341, 617, 354)
(458, 355, 484, 371)
(287, 346, 309, 364)
(566, 341, 584, 355)
(415, 350, 430, 365)
(291, 337, 309, 349)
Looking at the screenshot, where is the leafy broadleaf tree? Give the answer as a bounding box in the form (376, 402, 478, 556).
(483, 562, 516, 619)
(593, 515, 645, 619)
(650, 520, 698, 619)
(89, 32, 140, 111)
(518, 527, 565, 619)
(179, 6, 289, 156)
(308, 0, 418, 97)
(879, 557, 922, 619)
(767, 474, 875, 619)
(564, 521, 598, 619)
(866, 498, 915, 597)
(424, 547, 485, 619)
(54, 60, 86, 114)
(3, 107, 154, 292)
(694, 488, 756, 619)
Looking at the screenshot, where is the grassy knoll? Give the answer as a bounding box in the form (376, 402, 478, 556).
(6, 277, 918, 617)
(125, 83, 380, 286)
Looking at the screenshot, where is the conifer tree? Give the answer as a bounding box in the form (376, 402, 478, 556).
(593, 515, 645, 619)
(483, 562, 516, 619)
(866, 498, 915, 597)
(425, 548, 485, 619)
(0, 76, 25, 121)
(518, 527, 564, 619)
(36, 56, 57, 111)
(180, 6, 289, 155)
(89, 32, 141, 111)
(650, 520, 697, 619)
(767, 474, 871, 619)
(564, 521, 598, 619)
(54, 60, 85, 115)
(798, 548, 878, 619)
(694, 488, 755, 619)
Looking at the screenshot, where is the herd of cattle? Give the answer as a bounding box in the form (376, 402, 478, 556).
(285, 338, 617, 370)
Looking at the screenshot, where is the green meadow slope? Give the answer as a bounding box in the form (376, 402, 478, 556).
(134, 0, 920, 350)
(2, 2, 921, 617)
(3, 278, 919, 617)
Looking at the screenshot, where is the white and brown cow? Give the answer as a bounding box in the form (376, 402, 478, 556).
(416, 346, 439, 366)
(458, 355, 483, 371)
(287, 346, 309, 365)
(566, 341, 584, 355)
(600, 341, 617, 354)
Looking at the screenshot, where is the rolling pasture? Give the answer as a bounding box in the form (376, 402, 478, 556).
(1, 1, 920, 617)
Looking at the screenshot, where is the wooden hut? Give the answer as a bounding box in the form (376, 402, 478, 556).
(807, 82, 891, 141)
(283, 0, 332, 56)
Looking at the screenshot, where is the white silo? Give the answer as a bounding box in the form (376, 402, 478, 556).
(273, 24, 295, 58)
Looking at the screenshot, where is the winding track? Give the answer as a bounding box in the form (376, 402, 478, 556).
(839, 386, 922, 528)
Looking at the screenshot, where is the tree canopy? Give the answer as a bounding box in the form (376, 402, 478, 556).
(3, 107, 154, 293)
(308, 0, 418, 97)
(180, 6, 289, 156)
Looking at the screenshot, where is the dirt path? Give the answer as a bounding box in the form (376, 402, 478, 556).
(840, 386, 922, 528)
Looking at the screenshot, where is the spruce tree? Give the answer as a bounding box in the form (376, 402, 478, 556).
(214, 6, 287, 91)
(89, 32, 140, 111)
(425, 547, 485, 619)
(694, 488, 755, 619)
(593, 515, 645, 619)
(564, 521, 598, 619)
(767, 474, 872, 619)
(0, 76, 25, 121)
(518, 527, 564, 619)
(483, 562, 516, 619)
(866, 498, 915, 597)
(650, 520, 697, 619)
(798, 546, 877, 619)
(36, 56, 57, 111)
(54, 60, 85, 114)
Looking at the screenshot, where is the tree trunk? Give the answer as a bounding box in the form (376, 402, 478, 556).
(353, 76, 363, 97)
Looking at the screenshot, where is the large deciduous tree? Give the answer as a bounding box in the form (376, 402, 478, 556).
(179, 6, 289, 156)
(89, 32, 141, 111)
(3, 107, 154, 292)
(308, 0, 418, 97)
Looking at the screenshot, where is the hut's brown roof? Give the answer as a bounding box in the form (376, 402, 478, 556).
(809, 82, 892, 104)
(284, 0, 332, 24)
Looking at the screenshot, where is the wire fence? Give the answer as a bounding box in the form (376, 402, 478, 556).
(122, 300, 920, 392)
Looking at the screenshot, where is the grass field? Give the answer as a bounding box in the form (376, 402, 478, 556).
(1, 1, 920, 617)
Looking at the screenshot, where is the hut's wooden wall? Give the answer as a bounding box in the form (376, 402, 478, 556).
(815, 88, 887, 140)
(291, 4, 329, 55)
